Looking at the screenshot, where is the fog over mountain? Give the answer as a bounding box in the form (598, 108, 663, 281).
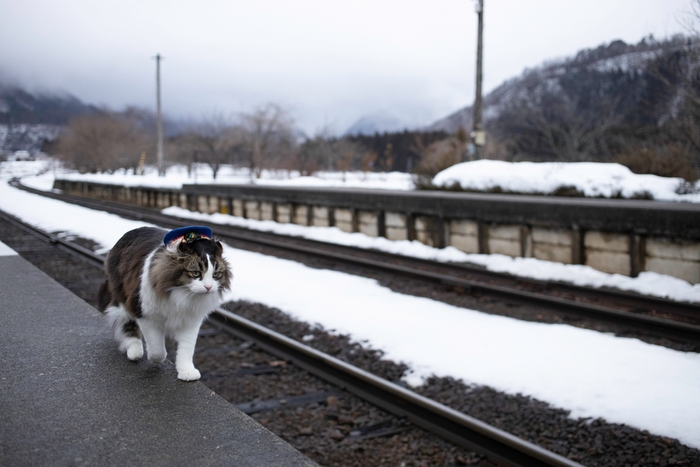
(0, 0, 689, 135)
(0, 84, 97, 126)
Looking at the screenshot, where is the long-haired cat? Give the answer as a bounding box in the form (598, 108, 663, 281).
(98, 226, 231, 381)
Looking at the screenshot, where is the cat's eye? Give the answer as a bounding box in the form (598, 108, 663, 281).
(213, 271, 223, 279)
(190, 271, 201, 279)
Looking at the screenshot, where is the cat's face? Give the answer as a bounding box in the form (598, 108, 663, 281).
(174, 239, 231, 296)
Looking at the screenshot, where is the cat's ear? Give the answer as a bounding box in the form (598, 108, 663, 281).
(216, 241, 223, 254)
(166, 238, 189, 254)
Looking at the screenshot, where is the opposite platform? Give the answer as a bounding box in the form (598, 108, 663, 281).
(0, 240, 317, 467)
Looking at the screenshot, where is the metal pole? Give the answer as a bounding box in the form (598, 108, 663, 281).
(155, 54, 165, 176)
(472, 0, 485, 159)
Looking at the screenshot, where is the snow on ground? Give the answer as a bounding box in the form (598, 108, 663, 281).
(19, 170, 57, 191)
(43, 159, 700, 202)
(1, 178, 699, 449)
(0, 159, 56, 181)
(18, 164, 700, 303)
(55, 164, 416, 191)
(161, 207, 700, 304)
(433, 160, 700, 203)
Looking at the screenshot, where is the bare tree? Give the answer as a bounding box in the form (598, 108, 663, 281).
(334, 138, 366, 177)
(616, 31, 699, 180)
(178, 114, 246, 179)
(493, 67, 624, 162)
(295, 135, 326, 176)
(241, 103, 297, 179)
(54, 111, 153, 173)
(295, 130, 365, 177)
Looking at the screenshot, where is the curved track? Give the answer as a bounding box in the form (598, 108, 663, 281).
(0, 199, 584, 467)
(12, 179, 700, 344)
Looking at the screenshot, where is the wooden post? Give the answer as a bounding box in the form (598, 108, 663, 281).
(377, 211, 386, 238)
(630, 234, 646, 277)
(406, 213, 415, 241)
(478, 222, 489, 254)
(571, 226, 584, 265)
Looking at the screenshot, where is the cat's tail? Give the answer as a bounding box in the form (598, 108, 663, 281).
(98, 280, 111, 313)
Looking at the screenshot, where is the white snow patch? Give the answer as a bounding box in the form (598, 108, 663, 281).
(17, 163, 700, 302)
(0, 178, 699, 448)
(55, 164, 415, 191)
(0, 178, 152, 249)
(162, 206, 700, 304)
(0, 159, 54, 181)
(225, 246, 700, 449)
(433, 160, 700, 203)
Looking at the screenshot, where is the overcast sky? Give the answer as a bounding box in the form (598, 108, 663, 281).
(0, 0, 693, 135)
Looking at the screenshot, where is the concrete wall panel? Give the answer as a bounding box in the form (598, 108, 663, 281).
(313, 206, 330, 227)
(233, 199, 243, 217)
(386, 226, 408, 241)
(646, 257, 700, 284)
(293, 206, 309, 226)
(276, 204, 292, 223)
(488, 238, 521, 257)
(450, 220, 478, 237)
(385, 212, 406, 228)
(533, 244, 573, 264)
(334, 209, 353, 223)
(450, 234, 479, 253)
(646, 237, 700, 261)
(532, 228, 572, 246)
(585, 231, 629, 252)
(260, 202, 274, 221)
(586, 250, 631, 276)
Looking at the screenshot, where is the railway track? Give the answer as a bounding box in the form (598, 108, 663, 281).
(0, 200, 584, 467)
(12, 179, 700, 345)
(4, 184, 700, 466)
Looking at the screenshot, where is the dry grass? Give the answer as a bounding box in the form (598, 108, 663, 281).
(616, 144, 698, 181)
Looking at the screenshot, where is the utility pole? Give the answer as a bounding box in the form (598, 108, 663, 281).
(154, 53, 165, 176)
(472, 0, 485, 160)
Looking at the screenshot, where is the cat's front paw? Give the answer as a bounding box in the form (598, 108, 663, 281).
(177, 368, 201, 381)
(126, 342, 144, 361)
(147, 351, 166, 364)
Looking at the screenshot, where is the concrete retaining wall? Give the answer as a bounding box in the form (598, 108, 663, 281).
(53, 179, 700, 284)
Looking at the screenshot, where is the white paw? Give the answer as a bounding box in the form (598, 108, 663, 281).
(148, 352, 166, 363)
(126, 343, 144, 361)
(177, 368, 201, 381)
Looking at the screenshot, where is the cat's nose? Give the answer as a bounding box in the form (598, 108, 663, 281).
(204, 285, 212, 292)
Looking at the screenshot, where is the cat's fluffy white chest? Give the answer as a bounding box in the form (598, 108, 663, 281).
(139, 250, 222, 334)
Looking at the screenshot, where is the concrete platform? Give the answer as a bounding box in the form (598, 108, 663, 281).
(0, 241, 317, 467)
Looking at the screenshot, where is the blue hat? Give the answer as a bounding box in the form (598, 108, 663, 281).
(163, 226, 213, 246)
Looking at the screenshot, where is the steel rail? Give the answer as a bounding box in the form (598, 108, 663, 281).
(0, 209, 105, 266)
(0, 206, 582, 467)
(12, 180, 700, 342)
(209, 309, 582, 467)
(14, 179, 698, 316)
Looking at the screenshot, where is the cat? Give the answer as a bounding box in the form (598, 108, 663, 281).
(98, 225, 232, 381)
